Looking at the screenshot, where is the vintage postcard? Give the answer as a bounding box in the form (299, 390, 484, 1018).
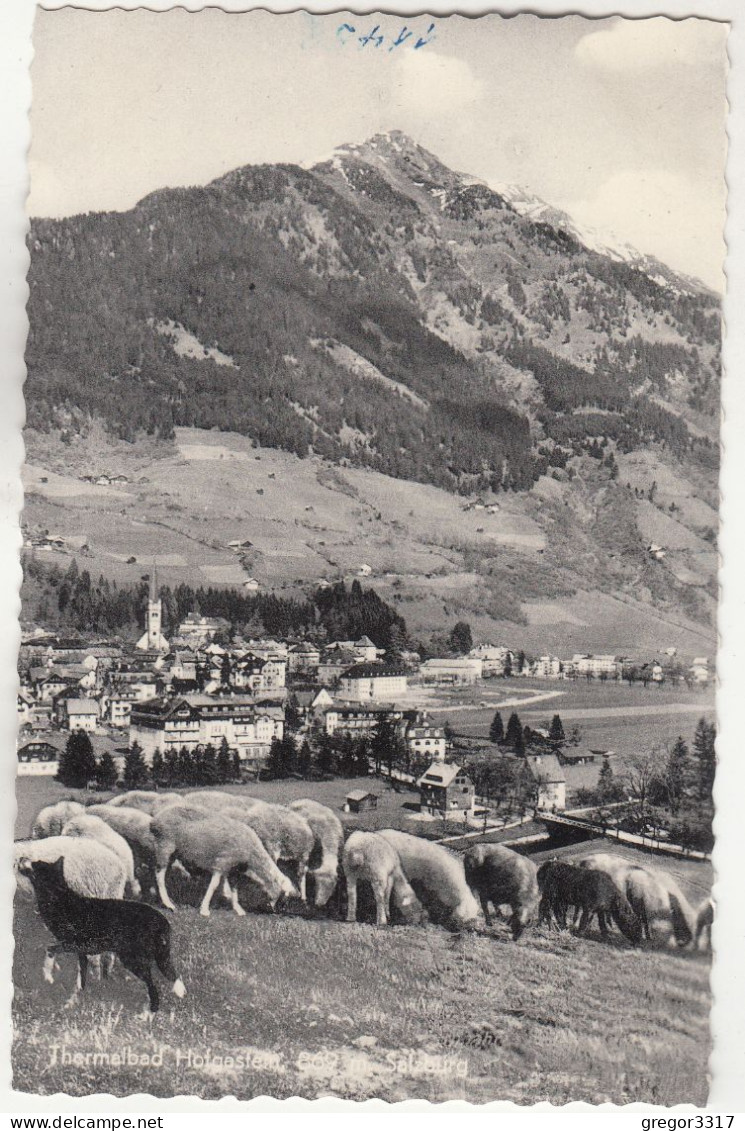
(10, 5, 730, 1106)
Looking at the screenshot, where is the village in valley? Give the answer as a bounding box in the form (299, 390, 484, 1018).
(17, 556, 715, 854)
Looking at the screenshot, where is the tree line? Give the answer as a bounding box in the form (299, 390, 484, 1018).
(24, 556, 408, 652)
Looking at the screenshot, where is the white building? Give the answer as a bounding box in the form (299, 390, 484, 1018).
(63, 698, 100, 733)
(129, 695, 284, 768)
(572, 654, 618, 678)
(419, 657, 483, 685)
(337, 663, 408, 703)
(468, 645, 512, 678)
(406, 724, 447, 763)
(533, 655, 562, 679)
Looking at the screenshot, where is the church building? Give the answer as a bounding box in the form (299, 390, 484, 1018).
(135, 566, 169, 652)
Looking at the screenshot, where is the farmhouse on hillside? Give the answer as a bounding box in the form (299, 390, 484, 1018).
(417, 762, 475, 817)
(525, 753, 566, 811)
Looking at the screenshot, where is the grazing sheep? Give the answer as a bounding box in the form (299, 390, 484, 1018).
(378, 829, 480, 929)
(150, 808, 297, 916)
(18, 857, 185, 1015)
(14, 837, 126, 900)
(202, 800, 314, 901)
(538, 860, 642, 945)
(61, 814, 141, 898)
(464, 844, 539, 940)
(32, 800, 85, 840)
(342, 830, 421, 926)
(186, 791, 257, 810)
(83, 804, 183, 894)
(579, 853, 695, 946)
(696, 897, 714, 950)
(106, 791, 163, 813)
(86, 805, 159, 865)
(290, 799, 344, 907)
(116, 790, 183, 815)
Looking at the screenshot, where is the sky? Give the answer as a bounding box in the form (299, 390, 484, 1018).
(29, 10, 728, 290)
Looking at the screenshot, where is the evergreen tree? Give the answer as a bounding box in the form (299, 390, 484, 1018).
(597, 757, 615, 804)
(297, 740, 312, 779)
(693, 718, 716, 804)
(164, 747, 180, 785)
(316, 733, 336, 779)
(177, 745, 196, 786)
(505, 712, 523, 748)
(151, 748, 164, 785)
(515, 651, 526, 675)
(514, 726, 526, 756)
(95, 750, 119, 790)
(443, 719, 455, 744)
(266, 737, 292, 780)
(220, 653, 232, 688)
(448, 621, 473, 655)
(123, 742, 149, 787)
(284, 694, 302, 734)
(489, 710, 504, 744)
(354, 737, 371, 777)
(231, 750, 242, 782)
(57, 730, 97, 788)
(665, 736, 696, 814)
(198, 744, 219, 785)
(548, 714, 566, 745)
(503, 652, 513, 678)
(386, 623, 407, 661)
(217, 737, 232, 783)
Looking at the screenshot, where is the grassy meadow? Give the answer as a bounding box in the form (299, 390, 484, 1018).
(13, 776, 712, 1103)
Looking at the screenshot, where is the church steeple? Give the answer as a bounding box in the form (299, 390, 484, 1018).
(149, 562, 158, 604)
(147, 561, 163, 649)
(135, 561, 168, 652)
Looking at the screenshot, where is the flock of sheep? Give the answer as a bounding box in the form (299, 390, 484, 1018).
(15, 787, 713, 1009)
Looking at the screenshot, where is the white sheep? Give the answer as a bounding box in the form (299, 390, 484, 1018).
(182, 793, 314, 901)
(378, 829, 480, 929)
(61, 813, 141, 898)
(86, 804, 158, 861)
(107, 790, 182, 814)
(32, 800, 85, 839)
(342, 830, 421, 926)
(226, 802, 314, 901)
(186, 790, 255, 809)
(290, 799, 343, 908)
(14, 836, 126, 899)
(150, 807, 297, 916)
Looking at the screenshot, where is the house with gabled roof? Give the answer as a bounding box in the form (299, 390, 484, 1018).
(525, 753, 566, 812)
(417, 762, 474, 817)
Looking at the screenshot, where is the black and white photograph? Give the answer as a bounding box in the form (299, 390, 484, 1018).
(11, 6, 728, 1105)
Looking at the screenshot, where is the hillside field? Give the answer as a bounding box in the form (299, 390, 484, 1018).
(13, 776, 711, 1103)
(22, 426, 717, 658)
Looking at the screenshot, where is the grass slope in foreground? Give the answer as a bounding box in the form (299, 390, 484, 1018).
(13, 889, 710, 1103)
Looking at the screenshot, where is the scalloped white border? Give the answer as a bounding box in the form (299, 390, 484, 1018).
(1, 1, 742, 1118)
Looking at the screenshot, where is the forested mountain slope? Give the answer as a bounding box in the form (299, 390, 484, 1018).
(24, 132, 720, 639)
